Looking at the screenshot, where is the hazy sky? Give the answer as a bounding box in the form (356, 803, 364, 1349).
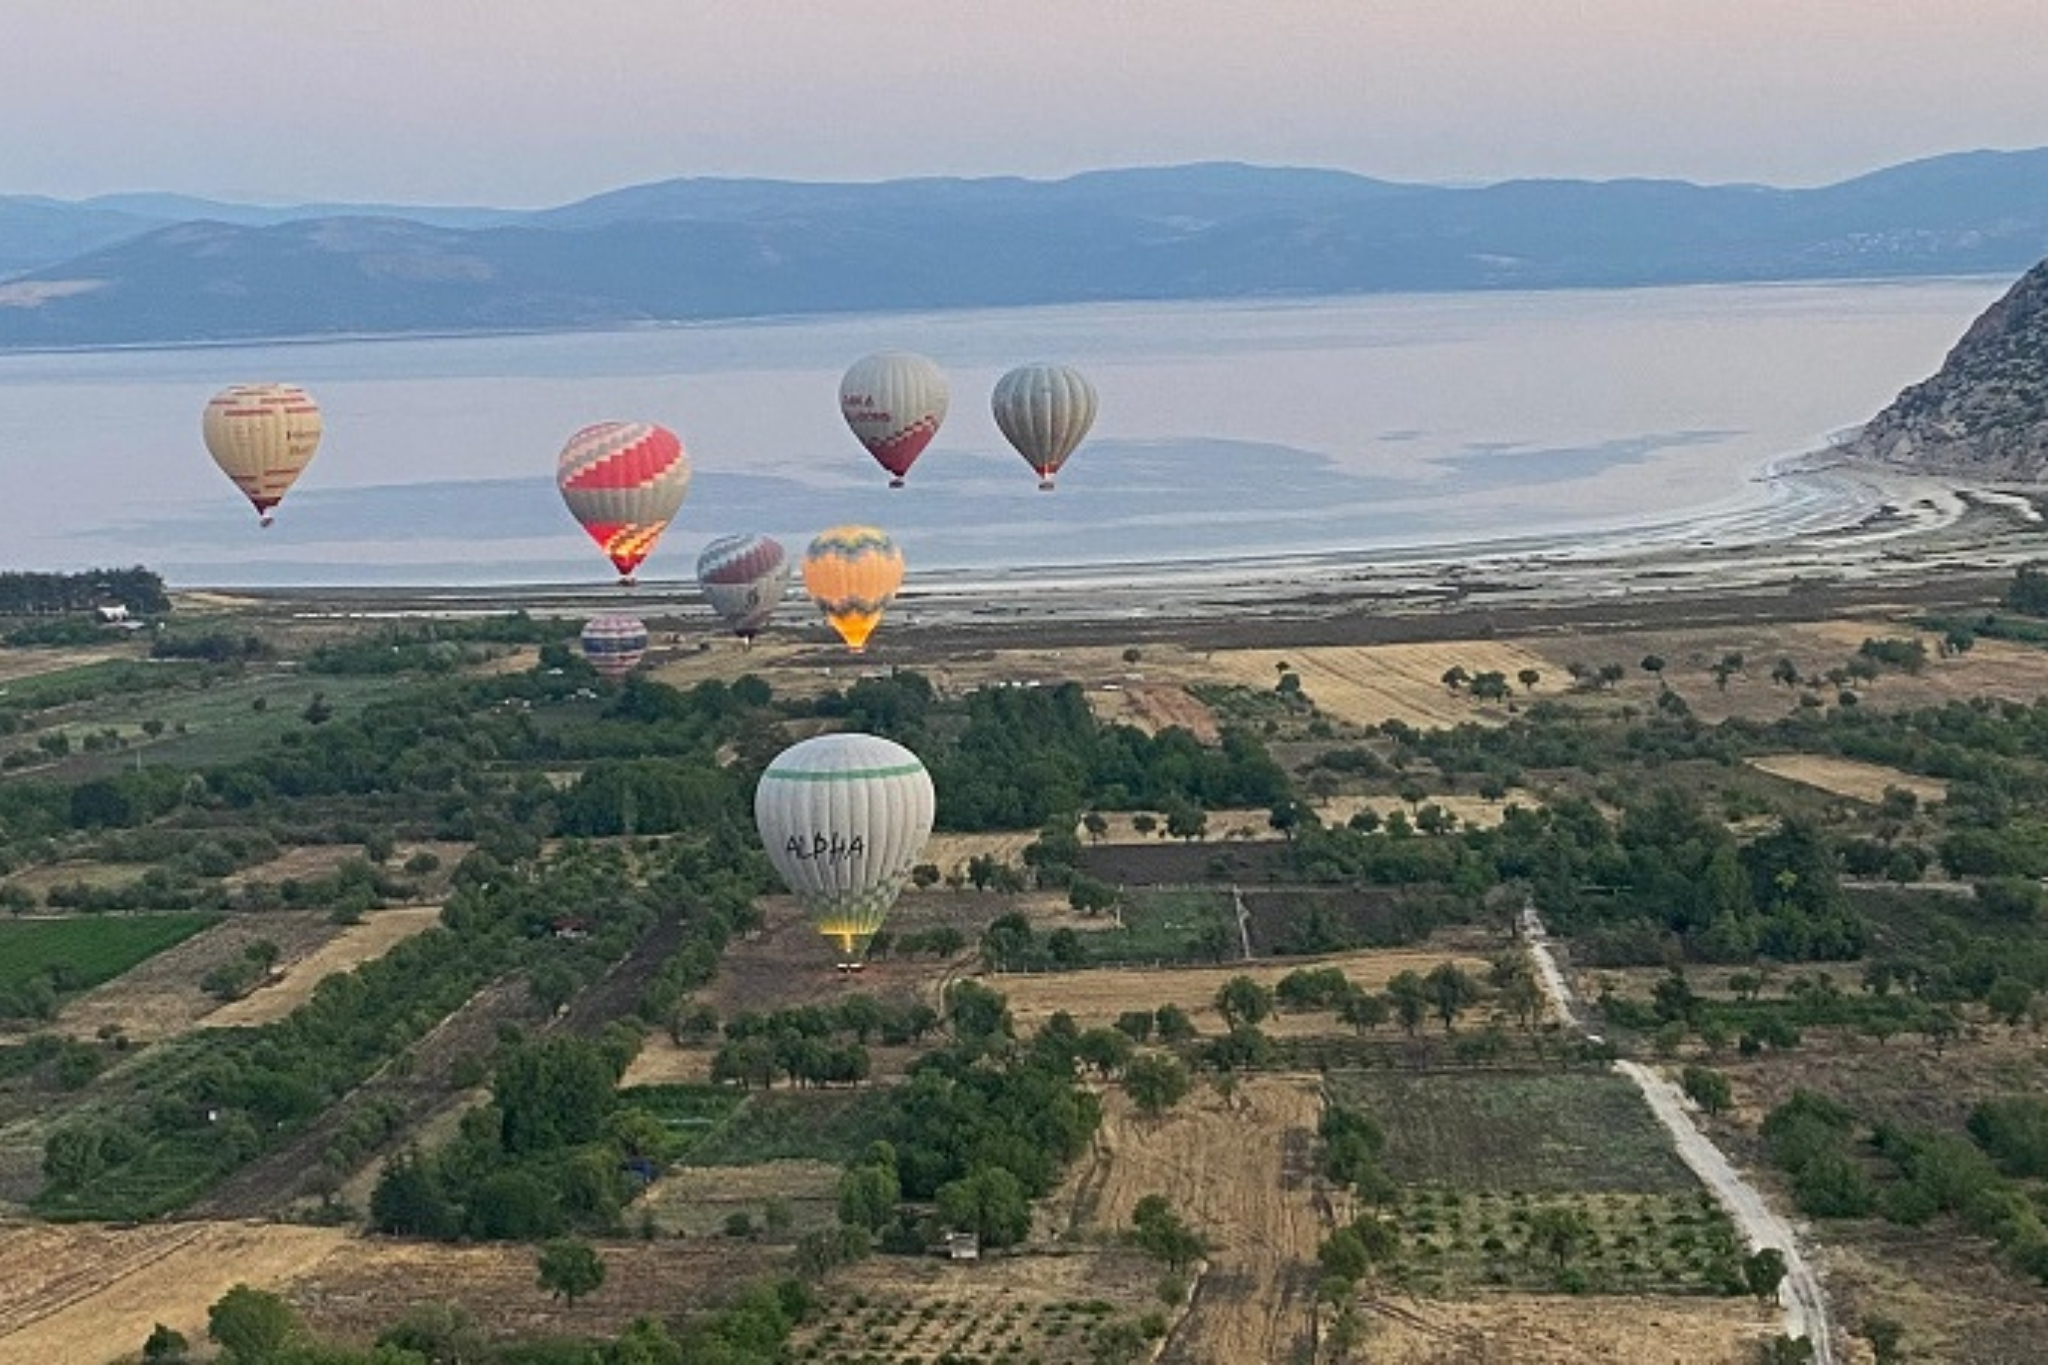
(7, 1, 2047, 206)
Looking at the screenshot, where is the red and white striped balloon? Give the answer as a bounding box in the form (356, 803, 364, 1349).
(556, 421, 691, 582)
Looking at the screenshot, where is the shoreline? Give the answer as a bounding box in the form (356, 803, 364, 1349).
(201, 457, 2047, 644)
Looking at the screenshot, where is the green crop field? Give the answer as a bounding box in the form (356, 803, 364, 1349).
(1079, 887, 1235, 964)
(680, 1089, 896, 1167)
(1328, 1070, 1697, 1193)
(0, 913, 220, 995)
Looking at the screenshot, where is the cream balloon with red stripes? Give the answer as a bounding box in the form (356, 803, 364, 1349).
(840, 352, 948, 487)
(202, 383, 323, 526)
(556, 421, 691, 583)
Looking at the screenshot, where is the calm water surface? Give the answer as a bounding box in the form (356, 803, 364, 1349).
(0, 278, 2009, 585)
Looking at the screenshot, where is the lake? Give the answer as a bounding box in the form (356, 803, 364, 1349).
(0, 277, 2011, 587)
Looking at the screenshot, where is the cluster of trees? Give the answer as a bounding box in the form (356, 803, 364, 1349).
(1763, 1090, 2048, 1285)
(706, 996, 943, 1089)
(371, 1029, 651, 1242)
(0, 566, 168, 615)
(305, 612, 577, 675)
(812, 673, 1289, 830)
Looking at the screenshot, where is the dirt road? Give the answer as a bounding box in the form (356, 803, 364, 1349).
(1520, 905, 1836, 1363)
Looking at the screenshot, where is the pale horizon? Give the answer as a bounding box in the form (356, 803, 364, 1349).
(5, 1, 2048, 207)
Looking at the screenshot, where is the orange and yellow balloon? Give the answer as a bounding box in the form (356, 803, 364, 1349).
(202, 383, 323, 526)
(803, 526, 903, 653)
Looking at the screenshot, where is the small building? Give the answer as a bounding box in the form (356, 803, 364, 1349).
(942, 1231, 980, 1262)
(94, 604, 129, 624)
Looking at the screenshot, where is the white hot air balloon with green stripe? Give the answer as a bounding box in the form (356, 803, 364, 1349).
(756, 733, 935, 958)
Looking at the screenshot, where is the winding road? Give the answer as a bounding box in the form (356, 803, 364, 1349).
(1520, 906, 1837, 1363)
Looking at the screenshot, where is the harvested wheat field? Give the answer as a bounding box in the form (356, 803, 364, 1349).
(2, 911, 340, 1045)
(1353, 1293, 1769, 1364)
(1089, 682, 1222, 741)
(918, 830, 1036, 880)
(993, 948, 1494, 1036)
(1198, 643, 1554, 729)
(0, 647, 121, 684)
(637, 1160, 841, 1238)
(647, 638, 846, 700)
(205, 905, 445, 1027)
(291, 1236, 783, 1347)
(1748, 754, 1948, 807)
(0, 1220, 349, 1362)
(1083, 807, 1278, 843)
(1049, 1075, 1329, 1363)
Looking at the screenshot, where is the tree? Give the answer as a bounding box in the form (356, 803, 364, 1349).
(1640, 654, 1666, 679)
(1422, 962, 1479, 1031)
(537, 1238, 607, 1306)
(378, 1302, 487, 1363)
(1165, 802, 1208, 843)
(1468, 671, 1511, 702)
(1526, 1205, 1592, 1270)
(1682, 1065, 1733, 1117)
(938, 1165, 1033, 1247)
(1517, 667, 1542, 693)
(1744, 1247, 1788, 1307)
(838, 1162, 899, 1231)
(1441, 665, 1469, 692)
(141, 1323, 190, 1364)
(1123, 1053, 1191, 1117)
(1387, 971, 1427, 1035)
(1131, 1194, 1206, 1271)
(1216, 975, 1274, 1030)
(208, 1284, 300, 1363)
(1337, 989, 1390, 1034)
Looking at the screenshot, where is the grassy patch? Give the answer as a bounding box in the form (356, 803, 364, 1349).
(617, 1083, 746, 1160)
(1329, 1070, 1696, 1193)
(680, 1089, 895, 1167)
(1077, 887, 1237, 965)
(0, 913, 219, 995)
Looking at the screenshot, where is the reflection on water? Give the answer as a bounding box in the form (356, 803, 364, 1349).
(0, 278, 2009, 585)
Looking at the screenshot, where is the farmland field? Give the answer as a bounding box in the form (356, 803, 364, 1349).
(995, 945, 1496, 1035)
(1197, 642, 1558, 729)
(1327, 1071, 1697, 1193)
(0, 913, 220, 996)
(1747, 752, 1947, 806)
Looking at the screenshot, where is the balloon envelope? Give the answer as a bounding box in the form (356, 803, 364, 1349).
(697, 533, 791, 642)
(202, 383, 323, 525)
(991, 363, 1098, 489)
(557, 422, 691, 581)
(580, 614, 649, 677)
(803, 526, 903, 653)
(756, 732, 935, 956)
(840, 352, 948, 487)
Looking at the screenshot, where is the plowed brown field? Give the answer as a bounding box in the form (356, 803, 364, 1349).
(1048, 1075, 1329, 1364)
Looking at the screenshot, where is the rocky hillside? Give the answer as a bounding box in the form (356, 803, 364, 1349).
(1845, 256, 2048, 477)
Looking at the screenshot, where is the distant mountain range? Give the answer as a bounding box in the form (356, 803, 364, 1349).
(4, 149, 2048, 349)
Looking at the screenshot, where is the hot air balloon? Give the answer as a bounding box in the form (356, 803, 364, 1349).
(840, 352, 948, 487)
(202, 383, 323, 526)
(556, 422, 691, 584)
(580, 614, 649, 678)
(697, 533, 790, 646)
(756, 732, 935, 957)
(992, 363, 1098, 490)
(803, 526, 903, 653)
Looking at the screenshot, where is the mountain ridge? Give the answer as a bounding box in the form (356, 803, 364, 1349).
(4, 149, 2048, 349)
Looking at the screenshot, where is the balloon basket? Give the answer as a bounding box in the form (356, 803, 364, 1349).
(889, 477, 905, 489)
(1037, 479, 1056, 492)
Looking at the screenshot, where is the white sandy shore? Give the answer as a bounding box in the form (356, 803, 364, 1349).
(249, 455, 2045, 632)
